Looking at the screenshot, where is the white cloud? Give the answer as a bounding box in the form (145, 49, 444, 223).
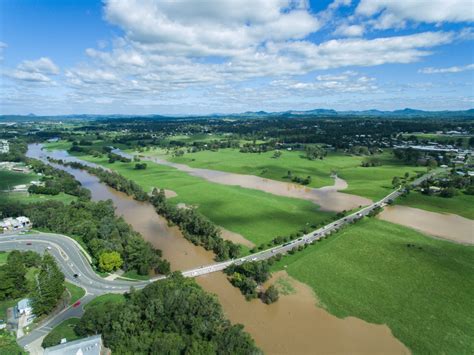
(104, 0, 321, 57)
(333, 24, 365, 37)
(18, 57, 59, 75)
(6, 57, 60, 83)
(9, 71, 52, 82)
(419, 63, 474, 74)
(357, 0, 474, 29)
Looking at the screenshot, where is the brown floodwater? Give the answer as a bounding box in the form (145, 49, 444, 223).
(379, 205, 474, 245)
(197, 271, 408, 355)
(116, 150, 372, 212)
(28, 144, 408, 354)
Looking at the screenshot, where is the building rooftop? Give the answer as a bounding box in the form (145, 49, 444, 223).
(44, 334, 103, 355)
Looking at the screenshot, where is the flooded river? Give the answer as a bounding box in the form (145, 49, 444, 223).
(27, 144, 407, 354)
(379, 205, 474, 245)
(116, 150, 371, 212)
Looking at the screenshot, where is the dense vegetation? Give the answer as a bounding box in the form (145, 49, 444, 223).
(0, 251, 65, 317)
(75, 273, 261, 354)
(1, 199, 170, 276)
(27, 159, 91, 199)
(30, 254, 65, 316)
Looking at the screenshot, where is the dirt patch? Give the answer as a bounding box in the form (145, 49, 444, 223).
(197, 271, 409, 355)
(379, 205, 474, 245)
(164, 189, 177, 198)
(219, 227, 255, 248)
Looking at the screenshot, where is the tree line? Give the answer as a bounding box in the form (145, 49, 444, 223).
(52, 160, 242, 262)
(0, 251, 65, 317)
(2, 199, 169, 276)
(75, 273, 261, 354)
(150, 189, 241, 261)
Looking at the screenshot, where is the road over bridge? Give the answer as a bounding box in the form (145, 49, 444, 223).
(1, 170, 437, 350)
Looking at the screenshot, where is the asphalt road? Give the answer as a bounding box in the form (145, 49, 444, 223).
(1, 170, 436, 350)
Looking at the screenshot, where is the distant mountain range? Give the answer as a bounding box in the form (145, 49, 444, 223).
(1, 108, 473, 121)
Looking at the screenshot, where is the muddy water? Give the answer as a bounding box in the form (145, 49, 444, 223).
(26, 144, 215, 271)
(197, 271, 408, 355)
(116, 150, 371, 212)
(379, 205, 474, 245)
(28, 144, 407, 354)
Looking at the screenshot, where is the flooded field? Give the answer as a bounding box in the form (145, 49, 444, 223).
(197, 271, 408, 355)
(28, 144, 407, 354)
(117, 150, 372, 212)
(379, 206, 474, 245)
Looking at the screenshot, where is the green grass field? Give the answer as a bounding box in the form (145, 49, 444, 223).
(65, 282, 85, 305)
(0, 191, 77, 205)
(0, 252, 9, 266)
(41, 318, 81, 348)
(85, 294, 126, 310)
(272, 218, 474, 354)
(0, 170, 37, 191)
(120, 270, 151, 280)
(397, 192, 474, 220)
(70, 154, 333, 246)
(149, 148, 423, 200)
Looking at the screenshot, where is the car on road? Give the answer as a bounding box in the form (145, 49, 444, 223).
(73, 273, 79, 278)
(46, 246, 52, 250)
(73, 301, 81, 308)
(26, 242, 32, 245)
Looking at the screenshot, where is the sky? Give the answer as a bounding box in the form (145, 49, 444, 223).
(0, 0, 473, 115)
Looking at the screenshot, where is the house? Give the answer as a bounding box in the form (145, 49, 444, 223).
(13, 298, 35, 326)
(15, 299, 33, 317)
(0, 216, 32, 232)
(44, 334, 110, 355)
(0, 139, 9, 154)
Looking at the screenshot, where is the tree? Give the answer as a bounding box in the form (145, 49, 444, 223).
(392, 176, 400, 188)
(272, 150, 282, 159)
(31, 254, 65, 316)
(0, 251, 28, 300)
(99, 251, 123, 272)
(440, 187, 456, 198)
(261, 285, 279, 304)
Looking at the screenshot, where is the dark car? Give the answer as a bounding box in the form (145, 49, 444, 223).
(73, 273, 79, 278)
(26, 242, 32, 245)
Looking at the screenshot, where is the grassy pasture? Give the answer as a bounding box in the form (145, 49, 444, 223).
(272, 218, 474, 354)
(0, 170, 36, 191)
(158, 148, 423, 200)
(71, 153, 333, 246)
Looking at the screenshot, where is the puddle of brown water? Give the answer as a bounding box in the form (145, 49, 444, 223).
(197, 271, 409, 355)
(219, 226, 256, 248)
(121, 151, 372, 212)
(379, 206, 474, 245)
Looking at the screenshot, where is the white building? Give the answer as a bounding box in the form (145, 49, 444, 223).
(44, 334, 108, 355)
(0, 139, 9, 154)
(14, 298, 35, 325)
(0, 216, 32, 232)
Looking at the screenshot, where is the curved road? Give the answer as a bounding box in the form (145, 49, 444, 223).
(1, 170, 436, 350)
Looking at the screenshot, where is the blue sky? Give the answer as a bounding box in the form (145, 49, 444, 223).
(0, 0, 473, 115)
